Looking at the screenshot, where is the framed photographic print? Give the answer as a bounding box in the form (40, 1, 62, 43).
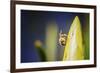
(11, 0, 96, 73)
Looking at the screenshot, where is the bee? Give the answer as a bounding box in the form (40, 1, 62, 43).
(59, 30, 67, 46)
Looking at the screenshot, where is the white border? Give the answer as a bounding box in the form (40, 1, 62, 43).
(16, 4, 94, 69)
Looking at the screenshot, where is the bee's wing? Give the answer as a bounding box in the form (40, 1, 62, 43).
(59, 30, 62, 35)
